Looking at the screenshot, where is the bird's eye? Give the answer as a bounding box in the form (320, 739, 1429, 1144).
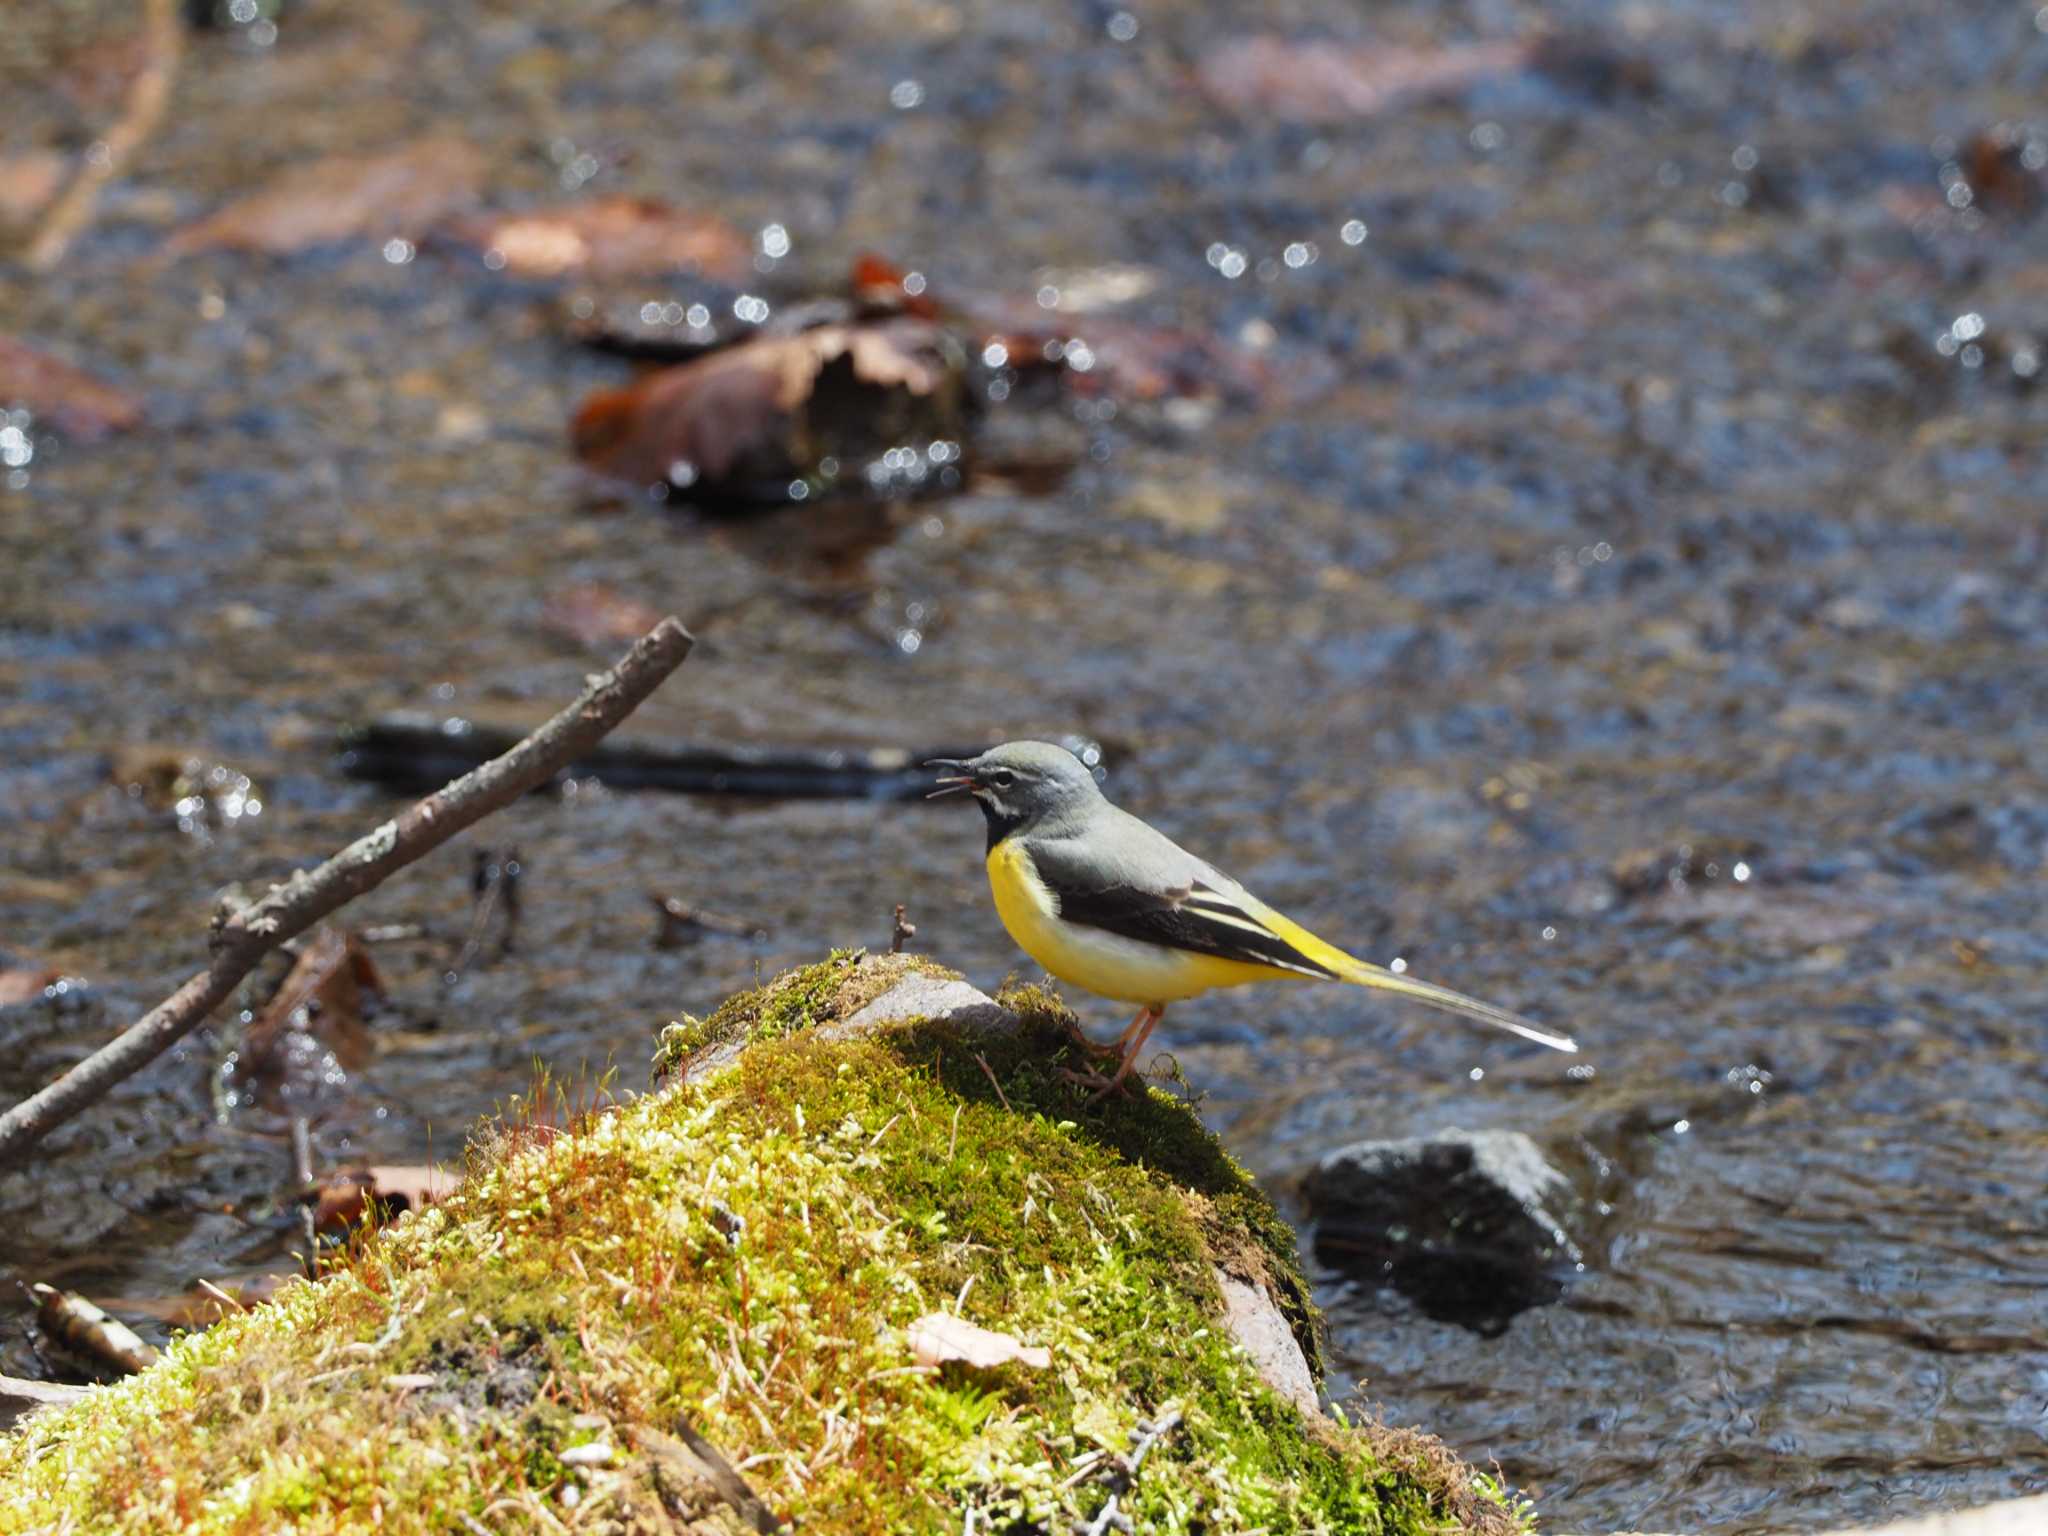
(986, 770, 1015, 790)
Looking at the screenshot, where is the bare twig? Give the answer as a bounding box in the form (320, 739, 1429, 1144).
(890, 902, 915, 954)
(290, 1112, 320, 1278)
(648, 891, 760, 948)
(1, 1374, 90, 1430)
(0, 619, 693, 1166)
(1073, 1404, 1181, 1536)
(25, 0, 183, 270)
(972, 1053, 1012, 1115)
(449, 847, 522, 978)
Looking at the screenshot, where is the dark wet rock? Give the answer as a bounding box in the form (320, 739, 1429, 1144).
(1306, 1129, 1578, 1336)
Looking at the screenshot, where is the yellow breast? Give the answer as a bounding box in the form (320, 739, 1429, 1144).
(985, 840, 1297, 1005)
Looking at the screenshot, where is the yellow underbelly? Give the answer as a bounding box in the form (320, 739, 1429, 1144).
(986, 841, 1302, 1005)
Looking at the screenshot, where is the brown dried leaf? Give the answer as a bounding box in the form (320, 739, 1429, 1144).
(0, 336, 144, 440)
(31, 1283, 158, 1375)
(235, 927, 385, 1087)
(313, 1163, 459, 1234)
(571, 318, 961, 495)
(1197, 36, 1531, 124)
(906, 1312, 1051, 1371)
(0, 150, 68, 225)
(541, 583, 668, 650)
(163, 136, 487, 259)
(443, 196, 752, 281)
(0, 967, 59, 1007)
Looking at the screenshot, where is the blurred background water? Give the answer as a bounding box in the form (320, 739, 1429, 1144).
(3, 2, 2046, 1530)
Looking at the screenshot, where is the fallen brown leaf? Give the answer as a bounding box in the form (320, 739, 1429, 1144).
(0, 967, 60, 1007)
(234, 927, 385, 1089)
(163, 136, 487, 259)
(541, 583, 668, 650)
(313, 1163, 459, 1234)
(571, 318, 965, 497)
(0, 150, 68, 225)
(906, 1312, 1050, 1371)
(0, 336, 145, 440)
(442, 196, 752, 281)
(31, 1283, 158, 1375)
(1197, 35, 1531, 123)
(851, 251, 942, 319)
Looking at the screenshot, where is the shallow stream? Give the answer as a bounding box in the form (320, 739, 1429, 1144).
(4, 2, 2046, 1530)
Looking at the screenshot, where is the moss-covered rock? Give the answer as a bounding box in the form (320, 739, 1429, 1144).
(0, 955, 1528, 1535)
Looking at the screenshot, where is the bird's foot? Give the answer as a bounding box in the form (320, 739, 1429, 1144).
(1056, 1064, 1138, 1097)
(1061, 1019, 1126, 1061)
(1056, 1060, 1141, 1102)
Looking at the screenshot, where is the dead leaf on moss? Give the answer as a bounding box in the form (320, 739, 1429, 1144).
(570, 317, 965, 499)
(442, 196, 752, 281)
(313, 1163, 459, 1234)
(0, 336, 145, 440)
(162, 136, 487, 259)
(906, 1312, 1051, 1371)
(1197, 36, 1531, 123)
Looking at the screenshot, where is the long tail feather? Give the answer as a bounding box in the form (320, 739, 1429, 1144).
(1338, 961, 1577, 1052)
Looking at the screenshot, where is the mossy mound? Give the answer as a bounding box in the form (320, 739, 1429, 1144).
(0, 955, 1527, 1535)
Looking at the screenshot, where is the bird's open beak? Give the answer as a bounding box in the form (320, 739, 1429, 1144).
(924, 758, 978, 798)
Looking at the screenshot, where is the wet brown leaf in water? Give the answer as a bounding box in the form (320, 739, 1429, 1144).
(571, 318, 965, 497)
(0, 967, 60, 1007)
(313, 1164, 459, 1234)
(0, 336, 145, 440)
(162, 136, 487, 259)
(1196, 35, 1531, 123)
(851, 251, 943, 319)
(0, 150, 68, 225)
(442, 196, 752, 281)
(976, 304, 1334, 410)
(541, 583, 669, 650)
(906, 1312, 1051, 1371)
(234, 926, 385, 1088)
(1956, 126, 2047, 218)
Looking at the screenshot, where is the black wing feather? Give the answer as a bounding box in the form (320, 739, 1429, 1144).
(1034, 856, 1338, 979)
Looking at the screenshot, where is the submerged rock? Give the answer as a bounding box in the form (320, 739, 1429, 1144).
(1306, 1128, 1579, 1336)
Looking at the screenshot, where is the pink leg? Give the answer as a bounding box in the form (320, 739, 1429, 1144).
(1067, 1002, 1155, 1060)
(1060, 1005, 1166, 1098)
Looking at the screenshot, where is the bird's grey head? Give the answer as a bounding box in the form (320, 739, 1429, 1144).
(927, 740, 1104, 849)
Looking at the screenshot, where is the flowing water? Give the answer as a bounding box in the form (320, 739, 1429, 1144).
(3, 2, 2046, 1531)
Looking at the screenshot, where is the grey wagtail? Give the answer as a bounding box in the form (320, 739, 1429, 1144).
(928, 741, 1576, 1094)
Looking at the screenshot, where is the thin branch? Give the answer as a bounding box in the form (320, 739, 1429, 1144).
(25, 0, 184, 271)
(0, 618, 693, 1166)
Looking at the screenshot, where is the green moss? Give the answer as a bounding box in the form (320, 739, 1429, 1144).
(653, 948, 946, 1079)
(2, 956, 1522, 1536)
